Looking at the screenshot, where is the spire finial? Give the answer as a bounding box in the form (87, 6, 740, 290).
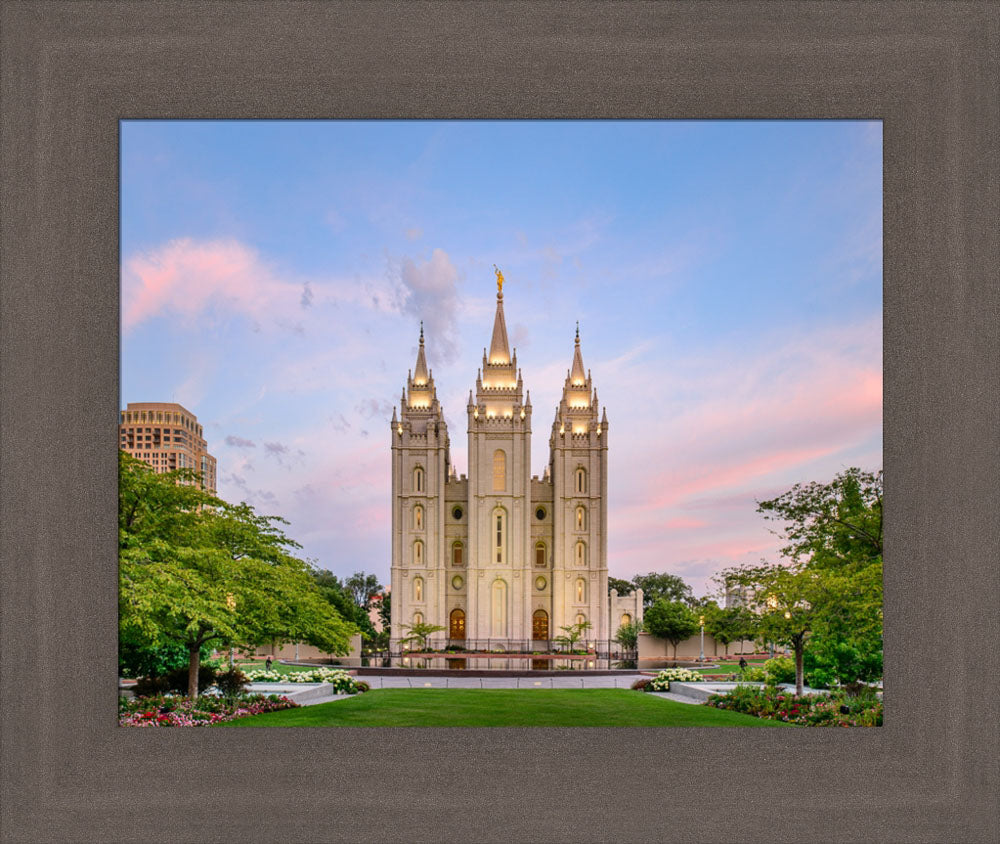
(419, 321, 424, 343)
(576, 321, 579, 342)
(493, 264, 504, 296)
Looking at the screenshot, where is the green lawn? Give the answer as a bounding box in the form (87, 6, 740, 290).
(219, 689, 792, 727)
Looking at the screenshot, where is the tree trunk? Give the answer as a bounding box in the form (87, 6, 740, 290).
(672, 641, 678, 660)
(188, 643, 201, 700)
(794, 640, 804, 696)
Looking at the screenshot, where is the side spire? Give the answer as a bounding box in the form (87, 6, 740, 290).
(413, 321, 429, 384)
(570, 322, 586, 385)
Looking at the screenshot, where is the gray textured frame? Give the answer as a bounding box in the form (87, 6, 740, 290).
(2, 2, 997, 842)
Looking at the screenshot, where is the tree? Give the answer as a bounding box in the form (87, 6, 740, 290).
(755, 467, 884, 689)
(642, 599, 699, 659)
(313, 568, 378, 643)
(119, 452, 358, 698)
(614, 621, 640, 652)
(400, 621, 446, 651)
(346, 572, 382, 609)
(607, 577, 633, 595)
(554, 620, 592, 653)
(757, 467, 882, 566)
(630, 572, 693, 608)
(377, 592, 391, 632)
(718, 563, 820, 694)
(703, 604, 756, 657)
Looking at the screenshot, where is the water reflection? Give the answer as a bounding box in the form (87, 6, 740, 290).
(373, 656, 618, 671)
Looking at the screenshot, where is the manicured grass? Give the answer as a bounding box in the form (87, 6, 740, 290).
(219, 689, 793, 727)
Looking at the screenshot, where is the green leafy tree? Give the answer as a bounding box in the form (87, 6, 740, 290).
(607, 577, 633, 595)
(630, 572, 694, 608)
(719, 563, 820, 694)
(313, 568, 378, 643)
(378, 592, 391, 631)
(346, 572, 383, 609)
(757, 467, 882, 566)
(704, 604, 757, 657)
(756, 467, 883, 688)
(554, 620, 593, 653)
(118, 452, 358, 698)
(642, 600, 699, 659)
(614, 621, 640, 652)
(400, 621, 446, 651)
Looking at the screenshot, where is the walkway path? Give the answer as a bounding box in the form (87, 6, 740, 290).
(248, 675, 709, 706)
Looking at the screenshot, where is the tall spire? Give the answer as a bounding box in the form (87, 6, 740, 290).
(488, 271, 511, 364)
(413, 321, 428, 384)
(570, 322, 586, 385)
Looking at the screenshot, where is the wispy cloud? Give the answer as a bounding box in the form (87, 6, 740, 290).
(395, 248, 461, 365)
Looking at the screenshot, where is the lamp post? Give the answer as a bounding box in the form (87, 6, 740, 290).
(698, 614, 705, 662)
(225, 593, 237, 668)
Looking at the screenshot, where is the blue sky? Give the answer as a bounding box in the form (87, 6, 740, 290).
(121, 120, 882, 595)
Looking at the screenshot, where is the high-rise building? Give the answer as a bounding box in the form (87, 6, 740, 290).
(119, 401, 217, 493)
(389, 271, 641, 648)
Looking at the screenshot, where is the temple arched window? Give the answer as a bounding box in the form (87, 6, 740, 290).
(493, 507, 507, 565)
(493, 449, 506, 492)
(535, 542, 546, 568)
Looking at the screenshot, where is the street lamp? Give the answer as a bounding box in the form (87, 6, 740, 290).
(698, 614, 705, 662)
(225, 593, 237, 667)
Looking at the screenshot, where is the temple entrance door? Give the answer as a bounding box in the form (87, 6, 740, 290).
(449, 608, 466, 640)
(532, 609, 549, 641)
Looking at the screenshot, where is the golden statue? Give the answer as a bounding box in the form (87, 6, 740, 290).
(494, 264, 504, 293)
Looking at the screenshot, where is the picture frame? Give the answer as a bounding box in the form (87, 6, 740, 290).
(1, 2, 995, 841)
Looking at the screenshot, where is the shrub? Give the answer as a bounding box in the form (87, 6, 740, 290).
(119, 693, 298, 727)
(133, 675, 171, 697)
(164, 665, 218, 695)
(763, 657, 796, 685)
(630, 678, 653, 691)
(705, 684, 882, 727)
(647, 668, 705, 691)
(242, 666, 365, 694)
(214, 667, 249, 700)
(118, 641, 213, 679)
(354, 681, 370, 693)
(739, 666, 766, 682)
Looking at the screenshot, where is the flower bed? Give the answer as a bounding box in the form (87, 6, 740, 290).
(647, 668, 706, 691)
(243, 667, 365, 694)
(119, 693, 298, 727)
(705, 684, 882, 727)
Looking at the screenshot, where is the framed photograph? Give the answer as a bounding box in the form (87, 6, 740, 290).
(2, 3, 996, 841)
(117, 118, 882, 726)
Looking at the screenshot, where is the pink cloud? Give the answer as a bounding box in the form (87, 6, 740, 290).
(122, 237, 398, 333)
(123, 238, 294, 330)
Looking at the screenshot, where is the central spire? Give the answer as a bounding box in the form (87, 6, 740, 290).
(488, 268, 511, 365)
